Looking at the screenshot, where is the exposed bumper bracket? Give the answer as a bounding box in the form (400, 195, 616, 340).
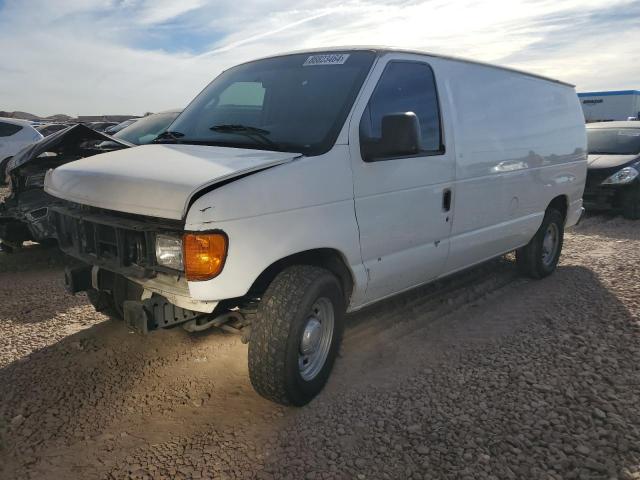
(123, 295, 202, 335)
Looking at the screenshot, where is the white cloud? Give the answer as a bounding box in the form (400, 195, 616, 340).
(135, 0, 205, 25)
(0, 0, 637, 116)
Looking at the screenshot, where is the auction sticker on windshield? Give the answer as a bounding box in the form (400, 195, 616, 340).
(303, 54, 350, 66)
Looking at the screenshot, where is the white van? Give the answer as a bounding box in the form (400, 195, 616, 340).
(45, 48, 587, 406)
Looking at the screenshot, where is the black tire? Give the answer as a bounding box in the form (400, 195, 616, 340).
(621, 184, 640, 220)
(248, 265, 345, 406)
(516, 208, 564, 279)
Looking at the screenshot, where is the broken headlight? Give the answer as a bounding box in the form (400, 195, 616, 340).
(155, 234, 183, 270)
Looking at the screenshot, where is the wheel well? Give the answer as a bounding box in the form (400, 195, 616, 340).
(248, 249, 354, 301)
(547, 195, 568, 221)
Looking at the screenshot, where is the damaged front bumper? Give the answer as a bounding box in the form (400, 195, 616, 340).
(65, 263, 219, 335)
(54, 202, 221, 333)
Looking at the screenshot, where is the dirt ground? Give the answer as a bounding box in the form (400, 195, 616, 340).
(1, 214, 639, 480)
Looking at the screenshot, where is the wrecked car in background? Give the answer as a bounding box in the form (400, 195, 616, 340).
(0, 109, 181, 251)
(35, 123, 72, 137)
(0, 125, 132, 251)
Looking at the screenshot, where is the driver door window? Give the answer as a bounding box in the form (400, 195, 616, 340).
(359, 61, 443, 161)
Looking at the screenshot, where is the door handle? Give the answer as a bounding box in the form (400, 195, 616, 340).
(442, 188, 452, 212)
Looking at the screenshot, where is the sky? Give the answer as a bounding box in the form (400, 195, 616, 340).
(0, 0, 638, 117)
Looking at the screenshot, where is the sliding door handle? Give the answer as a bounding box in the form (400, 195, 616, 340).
(442, 188, 452, 212)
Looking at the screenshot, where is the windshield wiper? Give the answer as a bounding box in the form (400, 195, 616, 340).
(153, 130, 185, 143)
(209, 124, 279, 149)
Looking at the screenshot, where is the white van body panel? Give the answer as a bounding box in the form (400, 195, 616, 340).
(343, 51, 585, 308)
(434, 56, 587, 273)
(185, 145, 368, 306)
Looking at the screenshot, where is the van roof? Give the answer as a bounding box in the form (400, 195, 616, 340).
(245, 46, 574, 88)
(587, 121, 640, 129)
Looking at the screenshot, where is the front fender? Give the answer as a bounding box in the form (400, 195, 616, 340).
(183, 146, 366, 305)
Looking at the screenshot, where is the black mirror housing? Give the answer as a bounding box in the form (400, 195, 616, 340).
(361, 112, 421, 161)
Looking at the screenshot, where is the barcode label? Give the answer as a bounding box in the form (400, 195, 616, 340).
(303, 53, 350, 66)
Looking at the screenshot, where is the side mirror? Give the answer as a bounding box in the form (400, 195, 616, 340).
(361, 112, 421, 161)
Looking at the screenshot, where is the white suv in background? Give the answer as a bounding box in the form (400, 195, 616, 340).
(0, 118, 44, 179)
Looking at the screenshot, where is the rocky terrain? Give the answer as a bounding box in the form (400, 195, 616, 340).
(0, 214, 639, 480)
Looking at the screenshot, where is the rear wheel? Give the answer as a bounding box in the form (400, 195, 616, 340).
(621, 184, 640, 220)
(248, 265, 345, 406)
(516, 208, 564, 279)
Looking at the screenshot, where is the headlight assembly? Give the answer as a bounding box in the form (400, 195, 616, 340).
(155, 234, 183, 270)
(601, 166, 639, 185)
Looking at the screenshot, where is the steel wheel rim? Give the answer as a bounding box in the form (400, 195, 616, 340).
(542, 223, 559, 267)
(298, 297, 334, 381)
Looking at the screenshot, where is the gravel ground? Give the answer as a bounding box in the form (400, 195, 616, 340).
(0, 214, 639, 480)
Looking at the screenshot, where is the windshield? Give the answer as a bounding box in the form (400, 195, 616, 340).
(115, 112, 180, 145)
(587, 128, 640, 155)
(166, 51, 376, 155)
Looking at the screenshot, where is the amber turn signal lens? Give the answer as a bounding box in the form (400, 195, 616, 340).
(183, 233, 227, 281)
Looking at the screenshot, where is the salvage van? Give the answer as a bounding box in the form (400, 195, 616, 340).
(45, 48, 587, 406)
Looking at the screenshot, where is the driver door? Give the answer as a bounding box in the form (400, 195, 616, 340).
(349, 55, 455, 304)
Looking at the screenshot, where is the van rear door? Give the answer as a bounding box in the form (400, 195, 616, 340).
(349, 55, 455, 303)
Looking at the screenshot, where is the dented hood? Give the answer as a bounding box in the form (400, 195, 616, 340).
(44, 143, 298, 220)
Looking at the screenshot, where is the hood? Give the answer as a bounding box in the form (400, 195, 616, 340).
(44, 144, 299, 220)
(587, 154, 639, 170)
(7, 124, 132, 174)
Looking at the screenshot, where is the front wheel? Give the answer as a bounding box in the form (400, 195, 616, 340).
(248, 265, 345, 406)
(516, 208, 564, 279)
